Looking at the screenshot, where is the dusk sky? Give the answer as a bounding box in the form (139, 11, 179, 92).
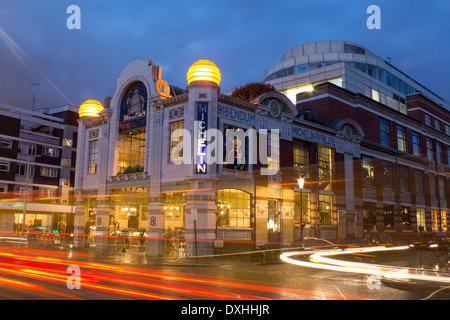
(0, 0, 449, 110)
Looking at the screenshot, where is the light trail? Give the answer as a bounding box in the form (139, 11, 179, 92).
(0, 247, 368, 300)
(280, 246, 450, 286)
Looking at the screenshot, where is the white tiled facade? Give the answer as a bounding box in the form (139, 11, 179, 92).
(74, 58, 365, 256)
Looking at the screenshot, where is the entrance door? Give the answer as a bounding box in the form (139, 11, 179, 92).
(128, 209, 139, 229)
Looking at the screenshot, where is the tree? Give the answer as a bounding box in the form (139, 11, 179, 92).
(231, 82, 275, 102)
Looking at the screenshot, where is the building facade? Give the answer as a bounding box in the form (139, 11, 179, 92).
(74, 59, 365, 256)
(0, 103, 78, 235)
(265, 40, 449, 241)
(74, 41, 449, 257)
(296, 82, 449, 240)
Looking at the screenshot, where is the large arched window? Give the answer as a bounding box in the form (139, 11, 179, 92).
(117, 82, 147, 174)
(217, 189, 251, 228)
(119, 82, 147, 133)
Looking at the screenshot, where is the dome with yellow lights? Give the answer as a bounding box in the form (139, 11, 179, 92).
(79, 100, 104, 118)
(187, 60, 221, 86)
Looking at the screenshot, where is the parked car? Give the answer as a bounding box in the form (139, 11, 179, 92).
(364, 233, 396, 246)
(27, 227, 60, 245)
(409, 232, 450, 251)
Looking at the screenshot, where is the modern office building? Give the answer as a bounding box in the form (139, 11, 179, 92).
(0, 103, 78, 235)
(74, 41, 449, 257)
(264, 40, 450, 114)
(265, 40, 450, 240)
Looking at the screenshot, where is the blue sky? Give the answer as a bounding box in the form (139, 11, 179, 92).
(0, 0, 449, 109)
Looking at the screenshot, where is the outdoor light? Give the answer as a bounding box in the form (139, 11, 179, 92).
(298, 177, 305, 189)
(187, 60, 221, 86)
(298, 176, 306, 244)
(79, 99, 103, 118)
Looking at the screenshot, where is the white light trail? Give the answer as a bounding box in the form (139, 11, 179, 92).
(280, 246, 450, 285)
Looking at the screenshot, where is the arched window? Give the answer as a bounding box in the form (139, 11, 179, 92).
(117, 82, 147, 174)
(217, 189, 251, 228)
(119, 82, 147, 133)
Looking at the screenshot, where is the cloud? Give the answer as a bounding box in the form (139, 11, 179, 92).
(0, 0, 449, 109)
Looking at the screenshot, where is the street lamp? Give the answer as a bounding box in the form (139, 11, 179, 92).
(298, 177, 305, 244)
(297, 178, 305, 190)
(22, 155, 41, 233)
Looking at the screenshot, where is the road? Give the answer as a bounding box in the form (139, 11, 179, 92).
(0, 243, 448, 302)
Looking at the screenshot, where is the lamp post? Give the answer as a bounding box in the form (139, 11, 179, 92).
(22, 155, 41, 233)
(298, 177, 305, 244)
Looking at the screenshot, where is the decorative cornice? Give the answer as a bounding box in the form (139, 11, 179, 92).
(218, 94, 258, 112)
(161, 93, 189, 108)
(83, 117, 109, 129)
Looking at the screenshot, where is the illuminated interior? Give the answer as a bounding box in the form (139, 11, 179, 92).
(281, 77, 342, 104)
(117, 131, 146, 174)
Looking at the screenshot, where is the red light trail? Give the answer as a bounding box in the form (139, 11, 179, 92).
(0, 246, 367, 300)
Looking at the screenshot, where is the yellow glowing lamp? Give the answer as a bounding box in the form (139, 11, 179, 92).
(187, 60, 221, 86)
(79, 100, 104, 118)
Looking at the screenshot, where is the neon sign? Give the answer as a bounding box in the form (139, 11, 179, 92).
(195, 103, 208, 174)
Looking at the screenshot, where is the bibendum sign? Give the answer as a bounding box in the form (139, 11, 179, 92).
(218, 103, 336, 148)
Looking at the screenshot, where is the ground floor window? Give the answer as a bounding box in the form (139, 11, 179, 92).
(401, 206, 410, 230)
(416, 208, 426, 231)
(217, 189, 251, 228)
(164, 193, 185, 230)
(267, 199, 281, 233)
(363, 202, 376, 230)
(318, 194, 333, 224)
(14, 213, 52, 231)
(442, 211, 448, 232)
(383, 205, 394, 230)
(431, 209, 439, 231)
(294, 191, 310, 224)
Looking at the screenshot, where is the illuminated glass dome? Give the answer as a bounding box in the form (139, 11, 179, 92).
(187, 60, 221, 86)
(79, 100, 104, 118)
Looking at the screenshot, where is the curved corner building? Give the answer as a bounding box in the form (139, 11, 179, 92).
(264, 40, 450, 114)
